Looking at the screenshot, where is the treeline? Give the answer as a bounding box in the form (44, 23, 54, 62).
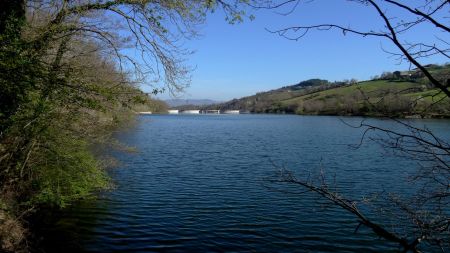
(205, 65, 450, 117)
(0, 2, 166, 252)
(289, 66, 450, 117)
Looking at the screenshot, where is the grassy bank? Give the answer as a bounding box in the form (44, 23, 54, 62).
(284, 80, 450, 118)
(204, 66, 450, 118)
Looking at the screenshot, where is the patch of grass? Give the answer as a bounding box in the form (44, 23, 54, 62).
(281, 80, 421, 105)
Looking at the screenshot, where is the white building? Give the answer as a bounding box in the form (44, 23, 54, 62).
(223, 110, 240, 114)
(181, 110, 200, 114)
(203, 110, 220, 114)
(168, 110, 179, 114)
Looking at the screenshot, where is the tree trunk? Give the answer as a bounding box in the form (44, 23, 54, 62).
(0, 0, 25, 35)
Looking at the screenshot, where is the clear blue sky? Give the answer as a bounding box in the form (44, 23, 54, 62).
(147, 1, 448, 101)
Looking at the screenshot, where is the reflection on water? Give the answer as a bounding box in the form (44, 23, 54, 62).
(40, 115, 450, 252)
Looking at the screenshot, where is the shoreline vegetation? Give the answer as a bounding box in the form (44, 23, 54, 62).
(0, 2, 170, 251)
(170, 64, 450, 119)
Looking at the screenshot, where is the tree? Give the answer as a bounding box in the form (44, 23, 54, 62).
(0, 1, 257, 251)
(258, 0, 449, 252)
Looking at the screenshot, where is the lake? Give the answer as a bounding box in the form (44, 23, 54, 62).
(40, 114, 450, 252)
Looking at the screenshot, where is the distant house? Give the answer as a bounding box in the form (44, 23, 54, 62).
(168, 110, 179, 114)
(202, 110, 220, 114)
(393, 70, 424, 80)
(393, 71, 411, 79)
(181, 110, 200, 114)
(223, 110, 240, 114)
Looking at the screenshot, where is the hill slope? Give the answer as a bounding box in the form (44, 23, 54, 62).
(204, 65, 450, 118)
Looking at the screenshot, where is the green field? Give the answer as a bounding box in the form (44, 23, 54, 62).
(207, 74, 450, 118)
(280, 80, 449, 117)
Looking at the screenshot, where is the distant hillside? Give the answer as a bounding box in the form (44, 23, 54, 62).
(165, 99, 219, 108)
(203, 78, 356, 113)
(204, 64, 450, 118)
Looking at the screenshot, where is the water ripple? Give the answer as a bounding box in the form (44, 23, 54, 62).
(41, 115, 450, 253)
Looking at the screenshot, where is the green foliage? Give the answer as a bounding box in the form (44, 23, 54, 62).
(287, 79, 450, 117)
(0, 0, 173, 234)
(0, 23, 41, 132)
(31, 128, 110, 208)
(208, 67, 450, 118)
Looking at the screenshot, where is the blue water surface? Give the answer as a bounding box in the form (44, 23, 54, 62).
(42, 115, 450, 252)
